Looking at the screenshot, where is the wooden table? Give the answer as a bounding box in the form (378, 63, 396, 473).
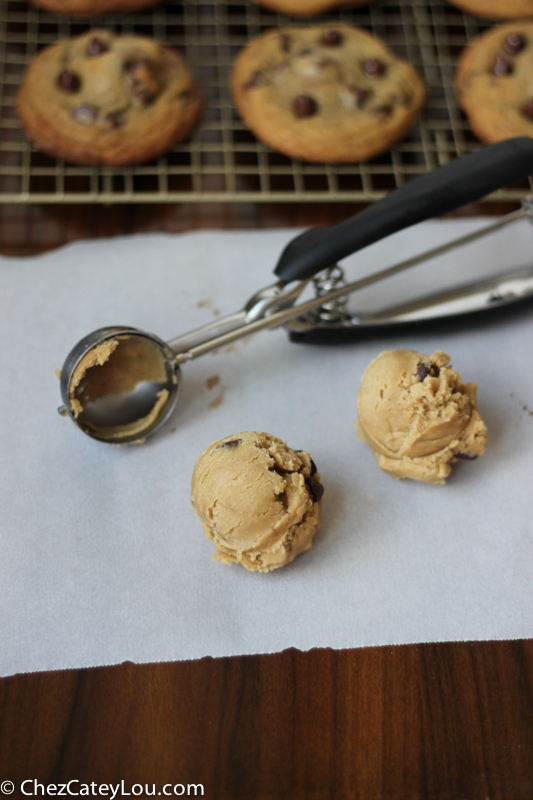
(1, 201, 532, 800)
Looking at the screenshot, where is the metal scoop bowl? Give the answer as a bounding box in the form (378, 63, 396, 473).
(58, 327, 180, 443)
(57, 139, 533, 444)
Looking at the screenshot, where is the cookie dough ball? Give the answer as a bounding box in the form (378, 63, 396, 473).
(16, 30, 203, 167)
(231, 24, 425, 163)
(356, 350, 487, 484)
(191, 432, 324, 573)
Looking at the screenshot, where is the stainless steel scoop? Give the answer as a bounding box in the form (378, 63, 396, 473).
(58, 327, 179, 443)
(58, 138, 533, 444)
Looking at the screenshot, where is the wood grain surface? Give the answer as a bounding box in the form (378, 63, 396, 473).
(1, 644, 533, 799)
(0, 201, 531, 800)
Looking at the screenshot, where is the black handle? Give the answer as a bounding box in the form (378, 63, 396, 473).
(274, 138, 533, 283)
(287, 290, 533, 344)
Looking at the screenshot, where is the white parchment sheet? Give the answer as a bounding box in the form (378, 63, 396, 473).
(1, 220, 532, 678)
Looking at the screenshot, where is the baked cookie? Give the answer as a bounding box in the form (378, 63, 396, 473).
(16, 30, 203, 166)
(455, 21, 533, 143)
(26, 0, 160, 16)
(250, 0, 374, 17)
(231, 25, 425, 163)
(446, 0, 533, 19)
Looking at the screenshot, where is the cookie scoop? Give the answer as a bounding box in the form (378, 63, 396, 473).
(57, 140, 533, 443)
(191, 432, 324, 572)
(356, 350, 488, 484)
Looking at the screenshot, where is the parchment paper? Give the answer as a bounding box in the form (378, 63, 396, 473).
(1, 220, 532, 678)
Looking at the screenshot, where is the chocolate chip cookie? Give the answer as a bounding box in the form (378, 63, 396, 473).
(16, 30, 203, 167)
(27, 0, 160, 15)
(250, 0, 374, 17)
(231, 25, 425, 163)
(446, 0, 533, 19)
(455, 22, 533, 143)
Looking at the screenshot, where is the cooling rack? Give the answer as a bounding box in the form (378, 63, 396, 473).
(0, 0, 530, 203)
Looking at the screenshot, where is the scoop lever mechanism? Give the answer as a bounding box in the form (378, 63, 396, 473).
(169, 201, 533, 360)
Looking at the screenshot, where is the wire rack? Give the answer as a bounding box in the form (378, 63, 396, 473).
(0, 0, 530, 203)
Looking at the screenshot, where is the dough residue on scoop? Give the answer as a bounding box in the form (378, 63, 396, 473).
(67, 335, 172, 441)
(191, 431, 324, 573)
(69, 338, 119, 418)
(356, 349, 487, 484)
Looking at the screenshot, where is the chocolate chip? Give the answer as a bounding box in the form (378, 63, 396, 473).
(372, 103, 393, 118)
(56, 70, 80, 92)
(350, 86, 371, 107)
(493, 56, 513, 76)
(72, 105, 97, 125)
(132, 84, 156, 105)
(364, 58, 386, 78)
(125, 61, 160, 106)
(124, 58, 149, 72)
(417, 362, 430, 381)
(178, 88, 195, 103)
(305, 476, 324, 503)
(279, 33, 291, 52)
(455, 453, 478, 460)
(504, 33, 526, 54)
(104, 110, 124, 129)
(87, 37, 109, 56)
(321, 29, 343, 47)
(292, 94, 318, 118)
(298, 48, 313, 57)
(417, 361, 441, 380)
(244, 70, 263, 90)
(521, 98, 533, 119)
(219, 438, 241, 449)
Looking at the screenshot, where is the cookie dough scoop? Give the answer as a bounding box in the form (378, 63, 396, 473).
(58, 327, 179, 443)
(191, 432, 324, 572)
(356, 349, 488, 484)
(58, 138, 533, 444)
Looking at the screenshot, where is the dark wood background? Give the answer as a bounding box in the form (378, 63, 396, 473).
(1, 201, 532, 800)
